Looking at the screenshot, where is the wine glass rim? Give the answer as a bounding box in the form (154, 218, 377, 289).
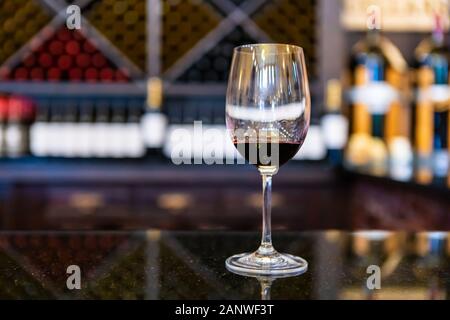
(234, 43, 304, 55)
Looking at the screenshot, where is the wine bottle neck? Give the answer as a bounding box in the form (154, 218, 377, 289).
(367, 28, 381, 46)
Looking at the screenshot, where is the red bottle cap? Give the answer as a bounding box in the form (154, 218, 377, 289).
(0, 96, 9, 121)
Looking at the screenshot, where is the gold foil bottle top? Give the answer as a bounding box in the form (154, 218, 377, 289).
(325, 79, 341, 112)
(147, 77, 162, 110)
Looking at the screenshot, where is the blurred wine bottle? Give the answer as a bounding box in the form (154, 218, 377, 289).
(30, 99, 51, 157)
(126, 99, 145, 158)
(0, 95, 7, 156)
(414, 12, 450, 179)
(141, 77, 167, 157)
(346, 5, 407, 175)
(320, 79, 348, 165)
(5, 96, 35, 157)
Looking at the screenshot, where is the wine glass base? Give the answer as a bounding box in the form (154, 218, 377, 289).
(225, 251, 308, 277)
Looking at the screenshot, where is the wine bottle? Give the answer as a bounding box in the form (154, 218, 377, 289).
(5, 96, 29, 157)
(0, 95, 8, 157)
(30, 99, 51, 157)
(78, 99, 95, 158)
(346, 6, 406, 173)
(92, 99, 110, 158)
(141, 77, 168, 157)
(126, 99, 145, 158)
(110, 99, 127, 158)
(47, 99, 63, 157)
(320, 79, 348, 165)
(65, 99, 79, 158)
(414, 12, 450, 179)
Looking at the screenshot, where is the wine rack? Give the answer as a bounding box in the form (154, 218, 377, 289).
(0, 0, 318, 88)
(162, 0, 318, 83)
(85, 0, 147, 70)
(0, 0, 52, 66)
(1, 26, 130, 82)
(162, 0, 223, 73)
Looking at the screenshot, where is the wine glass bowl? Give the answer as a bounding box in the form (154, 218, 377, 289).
(225, 44, 310, 276)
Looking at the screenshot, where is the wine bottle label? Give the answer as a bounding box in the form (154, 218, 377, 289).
(388, 137, 413, 181)
(59, 123, 69, 157)
(66, 123, 78, 158)
(415, 101, 434, 156)
(433, 149, 449, 177)
(61, 123, 78, 158)
(35, 122, 50, 156)
(388, 136, 413, 163)
(417, 85, 450, 109)
(0, 125, 4, 155)
(351, 82, 398, 114)
(78, 123, 92, 158)
(141, 112, 168, 148)
(321, 114, 348, 149)
(5, 124, 25, 156)
(110, 123, 126, 158)
(92, 123, 110, 158)
(293, 125, 326, 160)
(125, 123, 145, 158)
(430, 84, 450, 105)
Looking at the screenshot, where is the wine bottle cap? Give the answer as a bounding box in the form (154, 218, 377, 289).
(325, 79, 341, 111)
(147, 77, 163, 110)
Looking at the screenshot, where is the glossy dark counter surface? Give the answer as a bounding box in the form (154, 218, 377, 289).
(0, 230, 448, 299)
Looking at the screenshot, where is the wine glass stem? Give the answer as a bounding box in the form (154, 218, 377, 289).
(258, 174, 274, 255)
(260, 280, 272, 300)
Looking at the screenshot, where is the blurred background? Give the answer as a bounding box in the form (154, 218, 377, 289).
(0, 0, 449, 231)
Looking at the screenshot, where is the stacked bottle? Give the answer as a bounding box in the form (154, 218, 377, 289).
(346, 5, 409, 176)
(1, 28, 130, 82)
(413, 12, 450, 183)
(30, 98, 145, 158)
(0, 95, 35, 157)
(321, 79, 348, 165)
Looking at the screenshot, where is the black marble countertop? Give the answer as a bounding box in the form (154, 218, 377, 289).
(0, 230, 448, 299)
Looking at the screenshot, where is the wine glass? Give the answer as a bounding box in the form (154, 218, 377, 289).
(225, 44, 310, 276)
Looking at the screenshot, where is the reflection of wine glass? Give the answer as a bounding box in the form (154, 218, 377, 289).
(229, 268, 298, 300)
(225, 44, 310, 276)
